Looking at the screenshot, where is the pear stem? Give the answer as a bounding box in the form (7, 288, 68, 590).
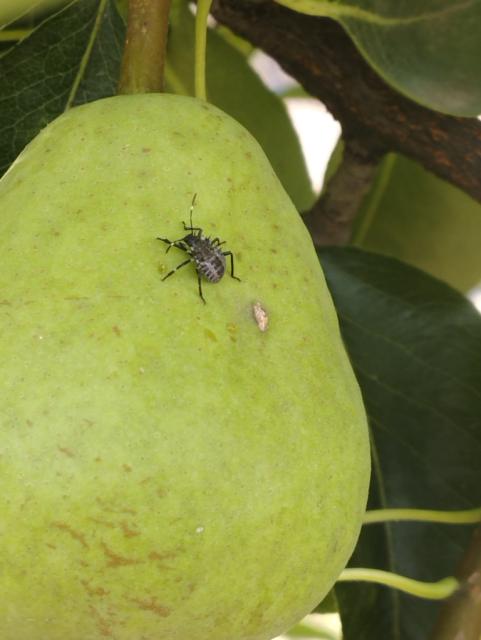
(0, 29, 32, 41)
(338, 568, 459, 601)
(364, 507, 481, 525)
(118, 0, 172, 94)
(195, 0, 213, 100)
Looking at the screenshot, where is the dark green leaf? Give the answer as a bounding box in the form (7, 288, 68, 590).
(165, 1, 314, 211)
(285, 621, 339, 639)
(353, 154, 481, 293)
(319, 248, 481, 640)
(275, 0, 481, 116)
(315, 588, 339, 614)
(0, 0, 124, 177)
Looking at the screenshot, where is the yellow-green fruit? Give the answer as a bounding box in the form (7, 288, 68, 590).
(0, 94, 370, 640)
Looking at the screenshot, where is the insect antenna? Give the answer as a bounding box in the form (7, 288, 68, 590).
(190, 193, 197, 229)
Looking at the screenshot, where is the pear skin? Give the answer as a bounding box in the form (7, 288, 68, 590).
(0, 94, 370, 640)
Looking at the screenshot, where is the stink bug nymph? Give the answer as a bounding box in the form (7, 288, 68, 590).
(157, 194, 241, 303)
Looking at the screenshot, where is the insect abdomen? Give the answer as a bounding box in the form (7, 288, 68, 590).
(197, 252, 226, 282)
(189, 238, 226, 283)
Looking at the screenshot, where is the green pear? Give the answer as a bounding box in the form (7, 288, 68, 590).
(0, 94, 370, 640)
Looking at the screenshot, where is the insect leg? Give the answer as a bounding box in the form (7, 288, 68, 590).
(183, 221, 202, 233)
(223, 251, 241, 281)
(197, 272, 206, 304)
(157, 237, 177, 254)
(157, 238, 188, 254)
(161, 258, 193, 281)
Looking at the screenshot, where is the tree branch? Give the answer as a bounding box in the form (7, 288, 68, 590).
(429, 524, 481, 640)
(211, 0, 481, 206)
(303, 137, 383, 245)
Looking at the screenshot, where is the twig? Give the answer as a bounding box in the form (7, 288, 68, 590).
(429, 524, 481, 640)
